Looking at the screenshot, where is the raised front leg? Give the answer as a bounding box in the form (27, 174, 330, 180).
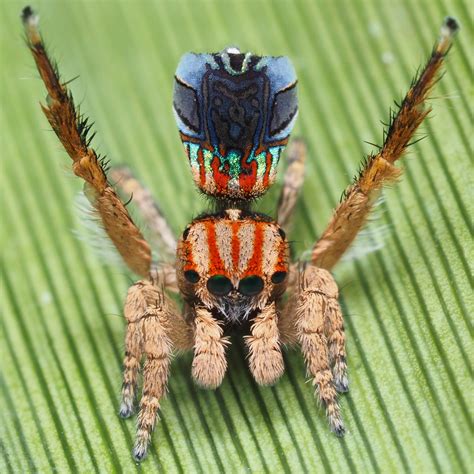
(311, 18, 459, 270)
(22, 8, 151, 277)
(294, 264, 347, 436)
(245, 302, 285, 385)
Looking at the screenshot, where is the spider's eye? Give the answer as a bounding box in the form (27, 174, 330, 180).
(182, 227, 191, 240)
(271, 271, 287, 284)
(184, 270, 200, 284)
(238, 275, 264, 296)
(207, 275, 233, 296)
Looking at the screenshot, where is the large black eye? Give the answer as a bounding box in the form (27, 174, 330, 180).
(184, 270, 200, 284)
(207, 275, 233, 296)
(238, 275, 264, 296)
(271, 271, 287, 284)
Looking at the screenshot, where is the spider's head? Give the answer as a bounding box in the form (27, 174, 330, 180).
(173, 47, 298, 200)
(176, 210, 290, 323)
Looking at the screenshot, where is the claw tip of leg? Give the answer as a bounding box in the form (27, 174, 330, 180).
(335, 379, 349, 393)
(119, 402, 134, 419)
(21, 5, 38, 25)
(443, 16, 460, 35)
(133, 445, 148, 463)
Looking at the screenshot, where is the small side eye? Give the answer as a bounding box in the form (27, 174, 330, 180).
(184, 270, 200, 284)
(271, 271, 287, 284)
(238, 275, 264, 296)
(207, 275, 233, 296)
(182, 227, 191, 240)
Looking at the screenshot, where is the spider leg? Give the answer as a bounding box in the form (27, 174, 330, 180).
(277, 138, 307, 229)
(192, 307, 229, 389)
(120, 276, 193, 461)
(322, 278, 348, 393)
(294, 264, 346, 435)
(22, 8, 151, 276)
(244, 302, 284, 385)
(311, 18, 459, 270)
(109, 166, 177, 258)
(277, 263, 301, 345)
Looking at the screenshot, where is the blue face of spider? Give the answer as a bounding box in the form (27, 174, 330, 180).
(173, 47, 298, 199)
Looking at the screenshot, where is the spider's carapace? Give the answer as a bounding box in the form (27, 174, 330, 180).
(173, 48, 298, 199)
(177, 209, 289, 322)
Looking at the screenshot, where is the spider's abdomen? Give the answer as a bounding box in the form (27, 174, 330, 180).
(173, 48, 298, 200)
(176, 209, 289, 319)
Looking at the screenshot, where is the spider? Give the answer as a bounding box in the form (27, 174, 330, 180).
(21, 6, 459, 462)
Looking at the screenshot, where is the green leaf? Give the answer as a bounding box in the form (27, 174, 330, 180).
(2, 0, 472, 472)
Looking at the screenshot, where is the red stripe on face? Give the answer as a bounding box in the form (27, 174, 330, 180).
(275, 238, 288, 273)
(205, 220, 226, 275)
(243, 222, 264, 276)
(231, 222, 240, 270)
(182, 238, 197, 272)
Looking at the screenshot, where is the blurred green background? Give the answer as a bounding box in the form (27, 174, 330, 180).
(1, 0, 472, 472)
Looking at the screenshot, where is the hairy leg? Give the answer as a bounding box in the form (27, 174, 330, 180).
(22, 8, 151, 276)
(295, 265, 346, 435)
(192, 307, 229, 389)
(278, 262, 302, 345)
(109, 166, 177, 258)
(245, 302, 284, 385)
(324, 293, 348, 393)
(311, 18, 459, 270)
(277, 138, 307, 229)
(120, 278, 192, 461)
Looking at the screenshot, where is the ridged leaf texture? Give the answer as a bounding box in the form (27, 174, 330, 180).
(1, 0, 472, 472)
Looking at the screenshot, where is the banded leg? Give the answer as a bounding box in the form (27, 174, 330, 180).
(245, 302, 284, 385)
(311, 18, 459, 270)
(192, 307, 229, 389)
(277, 138, 307, 229)
(22, 7, 151, 276)
(295, 265, 345, 435)
(109, 166, 177, 258)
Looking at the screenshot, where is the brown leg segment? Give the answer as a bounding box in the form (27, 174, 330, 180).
(312, 18, 459, 270)
(277, 138, 307, 230)
(109, 166, 177, 258)
(192, 307, 229, 389)
(134, 307, 171, 461)
(295, 265, 346, 435)
(325, 296, 348, 393)
(245, 302, 285, 385)
(22, 8, 151, 276)
(120, 279, 192, 461)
